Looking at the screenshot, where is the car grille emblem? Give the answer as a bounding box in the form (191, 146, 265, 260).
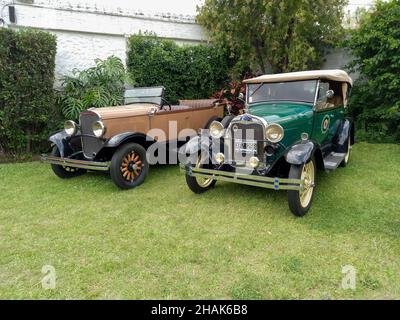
(232, 124, 239, 132)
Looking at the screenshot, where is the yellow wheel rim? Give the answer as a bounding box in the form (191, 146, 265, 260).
(345, 138, 351, 163)
(196, 156, 214, 188)
(299, 161, 315, 208)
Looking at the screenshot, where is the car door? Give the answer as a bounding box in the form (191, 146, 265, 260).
(148, 108, 192, 142)
(312, 81, 344, 151)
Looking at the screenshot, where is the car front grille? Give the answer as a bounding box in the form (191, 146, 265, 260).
(79, 111, 104, 159)
(230, 122, 265, 162)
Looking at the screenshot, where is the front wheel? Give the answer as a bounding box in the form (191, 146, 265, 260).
(185, 155, 216, 194)
(287, 158, 316, 217)
(50, 146, 87, 179)
(110, 143, 149, 189)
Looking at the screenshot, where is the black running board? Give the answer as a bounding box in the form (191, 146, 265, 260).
(323, 152, 346, 170)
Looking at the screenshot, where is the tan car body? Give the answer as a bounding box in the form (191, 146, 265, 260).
(92, 100, 224, 141)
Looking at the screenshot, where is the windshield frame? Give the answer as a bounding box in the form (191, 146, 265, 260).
(246, 80, 319, 106)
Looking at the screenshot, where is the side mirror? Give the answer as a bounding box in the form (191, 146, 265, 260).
(326, 90, 334, 99)
(238, 92, 245, 102)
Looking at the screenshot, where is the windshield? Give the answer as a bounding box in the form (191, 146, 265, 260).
(248, 80, 317, 104)
(124, 86, 165, 105)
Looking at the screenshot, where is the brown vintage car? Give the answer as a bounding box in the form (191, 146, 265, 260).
(41, 87, 224, 189)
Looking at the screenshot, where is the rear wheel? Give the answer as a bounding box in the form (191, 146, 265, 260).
(110, 143, 149, 189)
(185, 154, 216, 194)
(287, 158, 316, 217)
(50, 146, 87, 179)
(340, 138, 351, 167)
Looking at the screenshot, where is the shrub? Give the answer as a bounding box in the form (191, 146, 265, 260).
(211, 73, 254, 115)
(0, 28, 57, 154)
(346, 0, 400, 143)
(58, 56, 128, 120)
(126, 33, 232, 103)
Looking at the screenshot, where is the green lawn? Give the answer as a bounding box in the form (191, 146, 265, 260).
(0, 142, 399, 299)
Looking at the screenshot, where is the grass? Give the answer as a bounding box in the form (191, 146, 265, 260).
(0, 142, 399, 299)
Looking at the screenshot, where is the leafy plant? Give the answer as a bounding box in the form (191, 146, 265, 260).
(59, 56, 128, 120)
(197, 0, 347, 76)
(211, 73, 254, 115)
(346, 0, 400, 142)
(126, 33, 232, 103)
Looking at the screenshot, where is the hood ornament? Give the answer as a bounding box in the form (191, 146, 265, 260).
(240, 114, 252, 122)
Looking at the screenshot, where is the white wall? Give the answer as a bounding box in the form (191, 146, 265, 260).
(0, 0, 206, 83)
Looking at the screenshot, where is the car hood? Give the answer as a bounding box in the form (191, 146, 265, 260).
(85, 104, 157, 120)
(248, 102, 313, 124)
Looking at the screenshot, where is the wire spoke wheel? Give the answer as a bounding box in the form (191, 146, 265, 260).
(344, 138, 351, 163)
(185, 153, 216, 194)
(120, 151, 143, 182)
(288, 157, 316, 217)
(195, 155, 213, 188)
(299, 161, 315, 208)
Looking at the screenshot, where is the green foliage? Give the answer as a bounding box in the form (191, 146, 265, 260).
(346, 0, 400, 143)
(197, 0, 347, 75)
(59, 56, 128, 120)
(0, 28, 57, 154)
(126, 33, 231, 103)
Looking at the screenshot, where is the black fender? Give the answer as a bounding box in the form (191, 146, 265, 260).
(178, 135, 211, 165)
(334, 118, 353, 153)
(48, 130, 71, 158)
(285, 141, 316, 166)
(104, 132, 156, 148)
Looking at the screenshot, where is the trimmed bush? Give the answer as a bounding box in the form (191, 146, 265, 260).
(126, 33, 232, 103)
(0, 28, 57, 154)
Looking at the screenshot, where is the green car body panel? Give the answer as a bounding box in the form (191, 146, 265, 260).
(249, 101, 346, 160)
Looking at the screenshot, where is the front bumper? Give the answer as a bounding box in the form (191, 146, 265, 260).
(181, 165, 303, 191)
(41, 154, 110, 172)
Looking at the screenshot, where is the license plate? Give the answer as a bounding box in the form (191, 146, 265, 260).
(234, 140, 257, 154)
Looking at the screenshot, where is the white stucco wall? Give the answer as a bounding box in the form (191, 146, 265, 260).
(0, 0, 206, 83)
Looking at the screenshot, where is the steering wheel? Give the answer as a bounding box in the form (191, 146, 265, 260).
(161, 98, 172, 111)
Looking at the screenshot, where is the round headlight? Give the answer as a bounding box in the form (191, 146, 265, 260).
(215, 153, 225, 164)
(266, 123, 284, 143)
(209, 121, 224, 139)
(92, 121, 106, 138)
(249, 156, 260, 169)
(64, 120, 77, 136)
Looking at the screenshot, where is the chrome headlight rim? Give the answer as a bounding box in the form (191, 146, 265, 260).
(64, 120, 78, 136)
(265, 123, 284, 143)
(209, 121, 224, 139)
(92, 121, 106, 138)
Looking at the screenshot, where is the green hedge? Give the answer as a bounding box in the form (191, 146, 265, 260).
(0, 28, 57, 154)
(126, 33, 232, 103)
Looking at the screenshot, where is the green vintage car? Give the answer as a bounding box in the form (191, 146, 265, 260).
(181, 70, 354, 216)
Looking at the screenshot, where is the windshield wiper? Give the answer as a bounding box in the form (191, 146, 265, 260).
(249, 83, 265, 98)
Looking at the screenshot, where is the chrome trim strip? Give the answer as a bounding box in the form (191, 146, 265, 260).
(41, 154, 110, 172)
(181, 165, 303, 191)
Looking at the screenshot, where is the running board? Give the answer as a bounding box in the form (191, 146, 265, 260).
(323, 152, 346, 171)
